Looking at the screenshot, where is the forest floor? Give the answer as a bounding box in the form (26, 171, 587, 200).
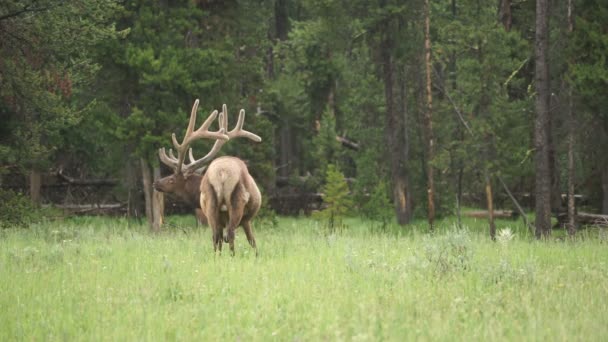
(1, 215, 607, 341)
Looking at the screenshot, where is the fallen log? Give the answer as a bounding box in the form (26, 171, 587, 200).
(555, 212, 608, 228)
(336, 136, 360, 150)
(56, 169, 118, 186)
(47, 203, 126, 215)
(463, 210, 518, 219)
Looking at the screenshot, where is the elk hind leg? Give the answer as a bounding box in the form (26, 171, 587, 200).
(242, 220, 257, 256)
(201, 184, 222, 253)
(226, 184, 248, 256)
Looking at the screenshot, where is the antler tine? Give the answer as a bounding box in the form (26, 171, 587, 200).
(168, 148, 178, 160)
(164, 99, 229, 173)
(229, 109, 262, 142)
(188, 148, 195, 164)
(217, 104, 262, 141)
(183, 104, 262, 172)
(171, 99, 201, 151)
(158, 148, 179, 172)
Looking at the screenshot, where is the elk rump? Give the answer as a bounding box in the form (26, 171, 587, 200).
(200, 156, 261, 255)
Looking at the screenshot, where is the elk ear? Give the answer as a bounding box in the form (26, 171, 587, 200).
(194, 166, 208, 176)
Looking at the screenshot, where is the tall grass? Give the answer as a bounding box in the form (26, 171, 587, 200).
(0, 216, 606, 341)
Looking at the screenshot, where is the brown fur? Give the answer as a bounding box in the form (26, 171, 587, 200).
(153, 172, 208, 225)
(200, 156, 261, 255)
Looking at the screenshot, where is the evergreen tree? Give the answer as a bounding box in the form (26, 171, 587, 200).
(316, 164, 353, 233)
(0, 0, 124, 198)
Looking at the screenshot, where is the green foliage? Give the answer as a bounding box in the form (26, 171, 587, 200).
(1, 0, 607, 225)
(361, 181, 393, 231)
(0, 190, 42, 229)
(314, 164, 353, 232)
(432, 0, 532, 192)
(0, 0, 125, 170)
(312, 107, 341, 177)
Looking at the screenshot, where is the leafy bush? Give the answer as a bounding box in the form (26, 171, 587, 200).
(0, 189, 39, 229)
(0, 189, 61, 229)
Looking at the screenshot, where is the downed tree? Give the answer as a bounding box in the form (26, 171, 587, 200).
(336, 136, 359, 150)
(56, 169, 118, 186)
(555, 212, 608, 228)
(47, 203, 126, 215)
(463, 210, 518, 219)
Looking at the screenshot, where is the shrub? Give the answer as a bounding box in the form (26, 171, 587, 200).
(0, 189, 39, 229)
(423, 228, 473, 275)
(362, 181, 393, 232)
(0, 189, 61, 229)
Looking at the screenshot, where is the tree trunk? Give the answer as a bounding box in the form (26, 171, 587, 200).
(567, 90, 576, 235)
(140, 158, 154, 229)
(549, 113, 562, 213)
(125, 159, 143, 220)
(273, 0, 291, 177)
(152, 166, 164, 232)
(499, 0, 512, 31)
(602, 165, 608, 215)
(534, 0, 552, 238)
(566, 0, 576, 236)
(399, 65, 413, 221)
(423, 0, 436, 231)
(275, 0, 289, 41)
(278, 121, 292, 178)
(380, 27, 412, 225)
(29, 170, 41, 206)
(485, 172, 496, 240)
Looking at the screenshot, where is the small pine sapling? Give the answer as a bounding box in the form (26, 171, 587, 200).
(315, 164, 353, 233)
(362, 181, 393, 232)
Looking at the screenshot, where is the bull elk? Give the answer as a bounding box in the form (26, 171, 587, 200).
(154, 100, 262, 255)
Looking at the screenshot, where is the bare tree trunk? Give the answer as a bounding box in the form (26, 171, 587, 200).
(534, 0, 552, 238)
(399, 66, 414, 221)
(451, 0, 462, 229)
(152, 166, 164, 232)
(476, 27, 495, 239)
(499, 0, 512, 31)
(380, 27, 412, 225)
(566, 90, 576, 235)
(424, 0, 436, 231)
(29, 170, 41, 206)
(273, 0, 291, 178)
(549, 117, 563, 213)
(141, 158, 154, 229)
(566, 0, 576, 236)
(485, 172, 496, 240)
(603, 166, 608, 215)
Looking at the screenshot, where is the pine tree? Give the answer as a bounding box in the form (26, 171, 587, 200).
(316, 164, 353, 233)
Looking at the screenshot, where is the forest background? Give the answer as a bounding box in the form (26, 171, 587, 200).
(0, 0, 606, 237)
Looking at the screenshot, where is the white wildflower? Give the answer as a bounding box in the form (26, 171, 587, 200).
(497, 227, 514, 246)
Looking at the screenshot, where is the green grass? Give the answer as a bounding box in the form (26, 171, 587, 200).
(1, 215, 607, 341)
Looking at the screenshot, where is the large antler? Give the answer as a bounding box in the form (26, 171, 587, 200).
(183, 104, 262, 172)
(158, 99, 229, 173)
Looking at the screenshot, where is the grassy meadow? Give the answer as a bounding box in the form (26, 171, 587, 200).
(1, 215, 607, 341)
